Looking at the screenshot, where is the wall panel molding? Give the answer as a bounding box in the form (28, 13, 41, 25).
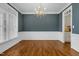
(18, 32, 63, 40)
(71, 34, 79, 52)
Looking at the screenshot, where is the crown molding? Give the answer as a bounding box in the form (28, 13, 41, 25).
(22, 12, 59, 14)
(15, 3, 72, 14)
(10, 3, 72, 14)
(57, 3, 72, 14)
(9, 3, 22, 14)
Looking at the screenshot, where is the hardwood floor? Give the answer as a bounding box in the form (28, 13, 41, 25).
(0, 40, 79, 56)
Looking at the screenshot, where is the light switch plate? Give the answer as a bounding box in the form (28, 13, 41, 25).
(73, 25, 74, 29)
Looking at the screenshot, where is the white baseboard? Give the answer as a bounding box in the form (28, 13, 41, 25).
(71, 34, 79, 52)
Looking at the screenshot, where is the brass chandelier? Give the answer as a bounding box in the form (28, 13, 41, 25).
(35, 4, 45, 16)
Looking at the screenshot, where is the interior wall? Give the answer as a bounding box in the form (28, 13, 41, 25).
(0, 3, 18, 42)
(22, 14, 59, 31)
(18, 14, 63, 32)
(18, 12, 23, 32)
(72, 3, 79, 34)
(59, 13, 62, 31)
(19, 32, 59, 40)
(71, 3, 79, 52)
(0, 3, 21, 54)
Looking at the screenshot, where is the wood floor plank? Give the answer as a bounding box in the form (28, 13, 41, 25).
(0, 40, 79, 56)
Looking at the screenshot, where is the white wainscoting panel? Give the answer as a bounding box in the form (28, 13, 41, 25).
(71, 34, 79, 52)
(58, 32, 64, 43)
(0, 37, 21, 54)
(0, 3, 18, 43)
(19, 32, 60, 40)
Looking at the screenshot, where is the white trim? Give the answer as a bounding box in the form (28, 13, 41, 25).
(58, 32, 64, 43)
(71, 34, 79, 52)
(58, 3, 71, 14)
(62, 5, 72, 43)
(18, 32, 64, 43)
(0, 38, 21, 54)
(19, 32, 60, 40)
(21, 12, 58, 14)
(19, 32, 64, 43)
(0, 3, 18, 15)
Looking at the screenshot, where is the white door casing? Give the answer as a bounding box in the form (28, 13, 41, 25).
(62, 6, 72, 43)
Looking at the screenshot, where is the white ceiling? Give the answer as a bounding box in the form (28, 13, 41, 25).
(10, 3, 71, 14)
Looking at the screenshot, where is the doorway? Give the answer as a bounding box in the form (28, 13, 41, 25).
(63, 6, 72, 43)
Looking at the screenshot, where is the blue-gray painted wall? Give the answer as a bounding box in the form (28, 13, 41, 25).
(72, 3, 79, 34)
(18, 12, 24, 32)
(18, 3, 79, 33)
(22, 14, 59, 31)
(59, 13, 62, 31)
